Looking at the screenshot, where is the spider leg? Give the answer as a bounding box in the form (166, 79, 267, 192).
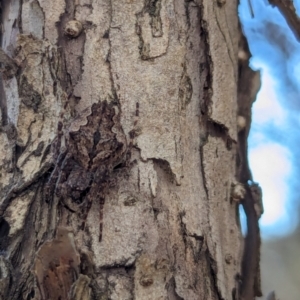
(79, 188, 105, 242)
(80, 193, 93, 231)
(99, 196, 105, 242)
(44, 121, 67, 202)
(44, 150, 68, 202)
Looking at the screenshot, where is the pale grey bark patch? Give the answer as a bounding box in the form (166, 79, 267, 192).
(4, 191, 32, 237)
(22, 0, 44, 39)
(13, 35, 64, 184)
(1, 0, 20, 54)
(2, 77, 19, 125)
(110, 0, 184, 184)
(36, 0, 65, 44)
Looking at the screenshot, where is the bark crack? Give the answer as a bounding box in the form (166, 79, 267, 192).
(135, 0, 169, 60)
(213, 4, 235, 79)
(199, 142, 209, 201)
(205, 247, 225, 300)
(207, 118, 235, 150)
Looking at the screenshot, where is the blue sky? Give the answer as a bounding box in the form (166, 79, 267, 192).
(239, 0, 300, 237)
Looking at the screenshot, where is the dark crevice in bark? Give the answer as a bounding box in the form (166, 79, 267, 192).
(0, 218, 10, 248)
(26, 289, 35, 300)
(153, 158, 177, 185)
(178, 211, 188, 255)
(79, 251, 95, 276)
(189, 235, 204, 262)
(167, 276, 184, 300)
(18, 0, 24, 34)
(14, 143, 24, 167)
(205, 248, 225, 300)
(199, 144, 209, 200)
(197, 1, 213, 203)
(185, 4, 191, 29)
(107, 10, 122, 106)
(198, 12, 213, 117)
(0, 76, 8, 126)
(207, 119, 235, 150)
(11, 240, 22, 270)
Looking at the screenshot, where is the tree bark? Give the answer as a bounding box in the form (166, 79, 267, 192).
(0, 0, 260, 299)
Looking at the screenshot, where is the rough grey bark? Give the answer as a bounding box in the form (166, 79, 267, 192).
(0, 0, 259, 299)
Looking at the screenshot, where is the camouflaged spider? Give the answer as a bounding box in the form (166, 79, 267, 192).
(45, 101, 126, 241)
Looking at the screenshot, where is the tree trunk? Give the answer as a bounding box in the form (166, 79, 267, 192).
(0, 0, 260, 299)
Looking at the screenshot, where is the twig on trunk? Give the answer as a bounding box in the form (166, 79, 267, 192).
(269, 0, 300, 41)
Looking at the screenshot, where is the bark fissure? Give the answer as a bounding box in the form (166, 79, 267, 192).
(205, 248, 225, 300)
(213, 4, 235, 79)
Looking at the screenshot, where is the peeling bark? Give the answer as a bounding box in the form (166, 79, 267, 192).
(0, 0, 259, 299)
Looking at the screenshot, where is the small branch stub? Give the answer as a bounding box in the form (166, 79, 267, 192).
(225, 253, 233, 264)
(266, 291, 278, 300)
(237, 115, 247, 132)
(139, 275, 153, 287)
(64, 20, 83, 38)
(249, 182, 264, 218)
(217, 0, 226, 6)
(231, 181, 246, 202)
